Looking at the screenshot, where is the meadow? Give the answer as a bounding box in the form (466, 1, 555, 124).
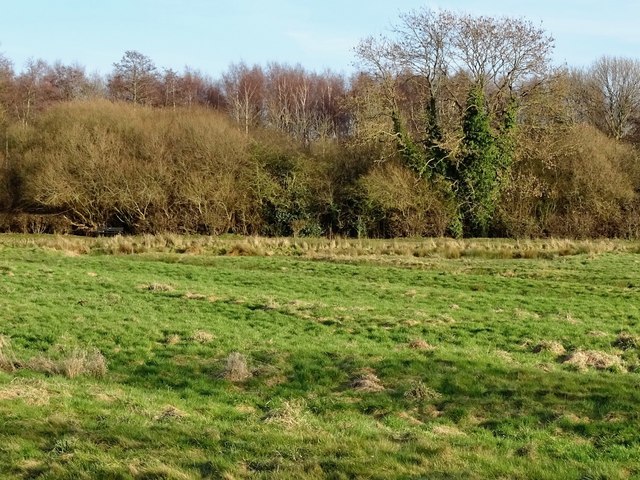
(1, 234, 639, 479)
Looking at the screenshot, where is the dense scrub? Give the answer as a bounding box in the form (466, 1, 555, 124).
(2, 100, 639, 238)
(2, 8, 640, 238)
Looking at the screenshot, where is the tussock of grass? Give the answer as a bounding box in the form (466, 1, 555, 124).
(2, 339, 107, 378)
(264, 400, 308, 429)
(28, 348, 108, 378)
(190, 331, 215, 344)
(351, 369, 385, 392)
(2, 235, 637, 261)
(407, 338, 435, 350)
(141, 283, 175, 292)
(530, 340, 566, 356)
(404, 381, 442, 402)
(163, 334, 181, 345)
(221, 352, 251, 382)
(0, 335, 19, 372)
(431, 424, 466, 436)
(563, 350, 625, 372)
(154, 405, 188, 421)
(184, 292, 207, 300)
(613, 332, 639, 350)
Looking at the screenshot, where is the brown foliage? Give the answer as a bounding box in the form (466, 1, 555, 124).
(10, 100, 256, 234)
(499, 124, 639, 238)
(362, 162, 453, 237)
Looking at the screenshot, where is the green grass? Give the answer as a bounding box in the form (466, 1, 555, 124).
(1, 235, 640, 479)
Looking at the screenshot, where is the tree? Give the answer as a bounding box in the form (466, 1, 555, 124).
(109, 50, 158, 105)
(355, 7, 554, 236)
(458, 87, 515, 236)
(222, 63, 265, 135)
(582, 56, 640, 140)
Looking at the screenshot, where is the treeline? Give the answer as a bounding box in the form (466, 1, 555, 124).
(1, 8, 640, 238)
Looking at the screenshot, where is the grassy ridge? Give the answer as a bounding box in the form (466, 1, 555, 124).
(1, 235, 640, 478)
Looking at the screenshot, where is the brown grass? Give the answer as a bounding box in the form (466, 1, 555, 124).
(2, 235, 637, 261)
(404, 381, 442, 402)
(407, 338, 435, 351)
(27, 348, 107, 378)
(613, 332, 639, 350)
(431, 424, 466, 436)
(184, 292, 207, 300)
(154, 405, 188, 421)
(221, 352, 251, 382)
(164, 334, 181, 345)
(0, 335, 19, 372)
(141, 283, 175, 292)
(0, 380, 51, 406)
(264, 400, 308, 429)
(531, 341, 566, 356)
(563, 350, 625, 372)
(190, 331, 215, 344)
(351, 369, 385, 392)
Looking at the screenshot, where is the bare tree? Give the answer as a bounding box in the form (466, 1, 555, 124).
(109, 50, 158, 105)
(13, 59, 50, 125)
(452, 13, 553, 96)
(583, 56, 640, 140)
(222, 63, 265, 135)
(45, 62, 92, 101)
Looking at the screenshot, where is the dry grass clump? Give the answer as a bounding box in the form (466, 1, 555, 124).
(431, 424, 466, 436)
(42, 235, 91, 256)
(407, 338, 435, 351)
(264, 400, 308, 428)
(563, 350, 624, 372)
(404, 381, 442, 402)
(141, 283, 175, 292)
(184, 292, 207, 300)
(154, 405, 188, 421)
(164, 334, 181, 345)
(221, 352, 252, 382)
(190, 331, 215, 344)
(2, 235, 638, 261)
(27, 348, 107, 378)
(613, 332, 639, 350)
(351, 369, 385, 392)
(529, 340, 566, 356)
(0, 380, 51, 406)
(0, 336, 19, 372)
(227, 240, 265, 257)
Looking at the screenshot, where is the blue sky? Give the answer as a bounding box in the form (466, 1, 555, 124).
(1, 1, 639, 77)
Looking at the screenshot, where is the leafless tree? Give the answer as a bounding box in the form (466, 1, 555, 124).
(109, 50, 159, 105)
(222, 63, 265, 135)
(584, 56, 640, 140)
(355, 8, 554, 114)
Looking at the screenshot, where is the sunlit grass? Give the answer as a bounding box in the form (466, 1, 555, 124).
(0, 234, 639, 478)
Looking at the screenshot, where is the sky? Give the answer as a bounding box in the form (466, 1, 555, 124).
(1, 1, 639, 78)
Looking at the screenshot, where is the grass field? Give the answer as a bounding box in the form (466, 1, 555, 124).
(1, 234, 640, 479)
